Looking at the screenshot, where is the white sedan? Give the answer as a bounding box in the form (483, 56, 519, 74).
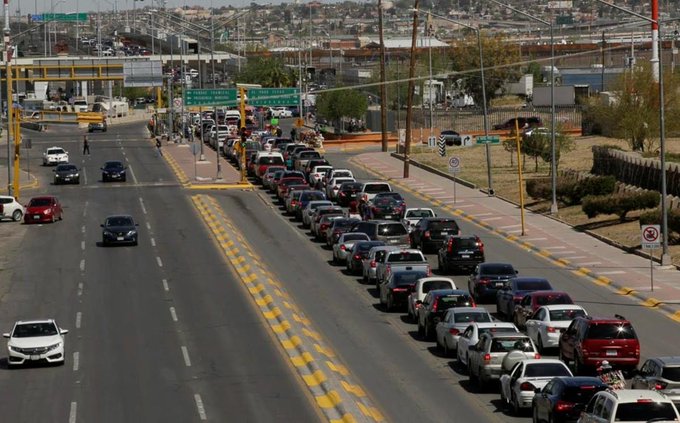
(435, 307, 492, 357)
(43, 147, 69, 166)
(3, 319, 68, 366)
(333, 232, 370, 264)
(455, 322, 519, 369)
(525, 304, 587, 353)
(500, 359, 572, 415)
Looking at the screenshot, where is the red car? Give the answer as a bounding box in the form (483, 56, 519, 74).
(513, 290, 573, 329)
(276, 177, 306, 200)
(24, 196, 63, 223)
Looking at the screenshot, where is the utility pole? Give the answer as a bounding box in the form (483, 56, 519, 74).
(404, 0, 419, 178)
(2, 0, 9, 195)
(378, 0, 388, 152)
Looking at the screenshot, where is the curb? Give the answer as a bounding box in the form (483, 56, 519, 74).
(389, 153, 477, 189)
(350, 155, 680, 322)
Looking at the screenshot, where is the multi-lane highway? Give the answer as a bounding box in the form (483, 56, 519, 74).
(1, 121, 679, 422)
(0, 123, 319, 422)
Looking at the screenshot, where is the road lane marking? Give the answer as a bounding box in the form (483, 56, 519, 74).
(139, 197, 147, 214)
(69, 402, 77, 423)
(169, 307, 178, 322)
(194, 394, 207, 420)
(524, 237, 547, 241)
(162, 279, 169, 291)
(151, 238, 156, 247)
(82, 168, 87, 185)
(81, 241, 85, 251)
(156, 256, 163, 267)
(77, 283, 83, 296)
(81, 225, 85, 234)
(129, 164, 138, 184)
(579, 261, 602, 266)
(75, 312, 82, 329)
(79, 259, 85, 272)
(598, 271, 626, 275)
(181, 346, 192, 366)
(146, 222, 151, 230)
(83, 201, 88, 217)
(72, 352, 80, 371)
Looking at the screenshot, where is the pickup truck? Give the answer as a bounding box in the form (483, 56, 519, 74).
(402, 207, 436, 229)
(374, 249, 430, 289)
(294, 150, 322, 172)
(467, 332, 539, 391)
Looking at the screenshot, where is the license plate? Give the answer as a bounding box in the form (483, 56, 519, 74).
(495, 282, 504, 287)
(441, 231, 448, 235)
(606, 350, 617, 356)
(117, 237, 124, 241)
(384, 215, 392, 219)
(390, 239, 400, 244)
(30, 355, 40, 360)
(64, 178, 70, 181)
(461, 254, 470, 259)
(34, 215, 40, 219)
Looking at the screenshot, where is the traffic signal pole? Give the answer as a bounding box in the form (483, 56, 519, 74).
(239, 87, 247, 184)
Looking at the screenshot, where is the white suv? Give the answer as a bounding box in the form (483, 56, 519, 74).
(579, 389, 680, 423)
(0, 195, 24, 221)
(43, 147, 69, 166)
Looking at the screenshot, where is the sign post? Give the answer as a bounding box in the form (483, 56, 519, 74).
(448, 156, 461, 204)
(641, 224, 661, 291)
(437, 135, 446, 157)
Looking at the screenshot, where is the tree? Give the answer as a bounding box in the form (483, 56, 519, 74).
(450, 32, 521, 106)
(235, 57, 296, 88)
(316, 87, 368, 131)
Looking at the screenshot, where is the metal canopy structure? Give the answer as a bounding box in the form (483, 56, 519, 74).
(1, 59, 162, 83)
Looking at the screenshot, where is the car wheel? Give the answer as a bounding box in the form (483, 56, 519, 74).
(443, 340, 451, 357)
(424, 323, 433, 341)
(512, 392, 520, 416)
(12, 210, 22, 222)
(417, 321, 424, 336)
(51, 214, 56, 223)
(500, 386, 507, 404)
(574, 355, 583, 376)
(558, 347, 569, 365)
(362, 272, 368, 283)
(386, 296, 393, 312)
(477, 371, 486, 392)
(469, 367, 478, 386)
(122, 176, 126, 182)
(496, 301, 504, 318)
(537, 335, 545, 355)
(438, 255, 445, 272)
(532, 406, 539, 423)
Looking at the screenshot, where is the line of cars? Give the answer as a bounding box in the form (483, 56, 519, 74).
(241, 143, 680, 422)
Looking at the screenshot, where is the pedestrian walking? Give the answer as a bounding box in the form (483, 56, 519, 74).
(155, 137, 163, 157)
(290, 127, 297, 141)
(82, 135, 90, 155)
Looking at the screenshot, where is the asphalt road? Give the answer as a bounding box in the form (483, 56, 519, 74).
(207, 143, 680, 423)
(0, 123, 319, 422)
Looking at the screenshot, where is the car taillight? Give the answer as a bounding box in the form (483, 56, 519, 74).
(426, 265, 432, 276)
(477, 278, 491, 286)
(546, 326, 556, 333)
(370, 260, 376, 268)
(654, 381, 668, 390)
(554, 400, 575, 412)
(291, 200, 297, 206)
(353, 254, 361, 260)
(483, 353, 491, 363)
(393, 287, 408, 292)
(448, 328, 460, 335)
(447, 237, 454, 253)
(340, 245, 346, 251)
(477, 238, 485, 254)
(519, 382, 535, 391)
(534, 353, 541, 359)
(371, 206, 378, 212)
(339, 192, 346, 197)
(424, 230, 431, 238)
(432, 298, 439, 312)
(320, 223, 329, 231)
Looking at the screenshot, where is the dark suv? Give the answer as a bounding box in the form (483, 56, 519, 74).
(417, 289, 475, 340)
(350, 220, 410, 247)
(467, 262, 518, 303)
(410, 217, 461, 253)
(558, 314, 640, 375)
(437, 235, 485, 274)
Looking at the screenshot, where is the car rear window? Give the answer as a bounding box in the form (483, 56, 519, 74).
(490, 338, 533, 353)
(481, 264, 516, 275)
(453, 238, 479, 248)
(524, 363, 571, 378)
(437, 295, 474, 310)
(299, 151, 321, 159)
(333, 171, 353, 178)
(344, 233, 370, 241)
(535, 293, 572, 306)
(310, 202, 333, 210)
(405, 209, 435, 218)
(259, 156, 284, 165)
(422, 280, 453, 293)
(549, 309, 587, 321)
(394, 271, 428, 286)
(429, 220, 459, 231)
(387, 252, 425, 262)
(340, 182, 362, 191)
(301, 192, 326, 201)
(454, 312, 491, 324)
(364, 183, 391, 193)
(562, 385, 606, 403)
(378, 223, 407, 236)
(615, 402, 678, 421)
(318, 209, 343, 217)
(662, 367, 680, 382)
(29, 198, 52, 207)
(357, 242, 383, 252)
(479, 327, 517, 336)
(516, 280, 552, 291)
(585, 323, 637, 340)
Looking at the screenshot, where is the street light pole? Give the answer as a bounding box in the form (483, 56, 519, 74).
(427, 11, 434, 141)
(488, 0, 554, 206)
(378, 0, 388, 152)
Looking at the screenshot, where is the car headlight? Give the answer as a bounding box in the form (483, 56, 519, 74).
(47, 342, 62, 351)
(44, 209, 52, 214)
(126, 230, 137, 236)
(104, 230, 114, 236)
(73, 173, 79, 177)
(9, 345, 21, 352)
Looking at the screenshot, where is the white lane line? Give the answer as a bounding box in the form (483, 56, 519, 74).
(162, 279, 169, 291)
(597, 270, 626, 275)
(81, 241, 85, 251)
(473, 213, 493, 217)
(129, 164, 138, 184)
(544, 246, 566, 250)
(564, 256, 588, 259)
(81, 225, 86, 234)
(139, 197, 147, 214)
(481, 217, 502, 221)
(156, 256, 163, 268)
(69, 402, 77, 423)
(75, 312, 82, 329)
(552, 251, 577, 255)
(169, 307, 178, 322)
(82, 168, 88, 185)
(453, 203, 474, 207)
(433, 195, 458, 200)
(525, 237, 547, 241)
(501, 224, 522, 229)
(146, 222, 151, 230)
(194, 394, 207, 420)
(151, 238, 156, 247)
(77, 283, 83, 296)
(79, 259, 85, 272)
(181, 346, 192, 366)
(72, 352, 80, 371)
(579, 261, 602, 266)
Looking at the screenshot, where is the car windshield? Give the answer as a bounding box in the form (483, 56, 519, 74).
(585, 323, 637, 340)
(364, 184, 390, 193)
(438, 295, 473, 310)
(422, 280, 453, 293)
(376, 193, 403, 200)
(524, 363, 571, 378)
(340, 183, 362, 191)
(58, 165, 77, 171)
(549, 309, 587, 321)
(106, 217, 134, 226)
(29, 198, 52, 207)
(378, 224, 407, 236)
(614, 402, 678, 421)
(259, 156, 284, 165)
(333, 171, 352, 178)
(490, 338, 534, 353)
(662, 367, 680, 381)
(406, 210, 434, 218)
(429, 221, 459, 231)
(481, 264, 516, 275)
(105, 162, 124, 169)
(333, 178, 354, 186)
(374, 197, 399, 206)
(47, 148, 65, 154)
(536, 294, 572, 306)
(387, 252, 424, 262)
(454, 312, 491, 324)
(302, 192, 326, 201)
(13, 323, 58, 337)
(318, 209, 343, 216)
(516, 280, 551, 291)
(310, 202, 332, 210)
(394, 272, 428, 286)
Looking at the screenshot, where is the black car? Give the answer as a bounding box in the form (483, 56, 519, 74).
(88, 121, 107, 132)
(347, 240, 385, 275)
(336, 182, 363, 207)
(53, 163, 80, 185)
(326, 218, 361, 247)
(467, 262, 518, 303)
(380, 270, 429, 312)
(496, 277, 553, 320)
(101, 215, 139, 246)
(101, 161, 127, 182)
(363, 197, 404, 221)
(492, 116, 542, 131)
(532, 377, 608, 423)
(417, 289, 475, 340)
(437, 235, 485, 274)
(410, 217, 461, 253)
(440, 130, 462, 146)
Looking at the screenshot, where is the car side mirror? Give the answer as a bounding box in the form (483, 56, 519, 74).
(515, 270, 519, 274)
(2, 333, 9, 338)
(60, 329, 69, 335)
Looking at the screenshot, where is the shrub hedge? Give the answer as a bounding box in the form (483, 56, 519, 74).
(639, 207, 680, 235)
(526, 175, 616, 206)
(582, 191, 659, 221)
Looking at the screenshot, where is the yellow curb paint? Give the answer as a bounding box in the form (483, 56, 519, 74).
(242, 274, 257, 284)
(255, 294, 274, 307)
(577, 267, 592, 275)
(595, 276, 612, 285)
(641, 298, 663, 308)
(617, 287, 637, 295)
(233, 256, 246, 264)
(329, 414, 358, 423)
(302, 370, 328, 387)
(281, 336, 302, 349)
(302, 328, 322, 341)
(341, 381, 366, 398)
(506, 234, 518, 242)
(315, 391, 342, 409)
(272, 320, 292, 334)
(290, 351, 314, 367)
(556, 258, 570, 267)
(235, 264, 251, 273)
(670, 311, 680, 323)
(571, 269, 588, 277)
(357, 402, 385, 422)
(315, 344, 336, 358)
(326, 361, 350, 376)
(262, 307, 282, 319)
(248, 284, 265, 294)
(187, 183, 255, 190)
(537, 250, 551, 258)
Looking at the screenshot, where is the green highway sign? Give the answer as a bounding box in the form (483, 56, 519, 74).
(475, 135, 501, 144)
(248, 88, 300, 106)
(185, 89, 237, 106)
(42, 13, 88, 22)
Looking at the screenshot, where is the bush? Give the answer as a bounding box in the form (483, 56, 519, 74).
(582, 191, 659, 221)
(527, 175, 617, 206)
(639, 207, 680, 235)
(526, 178, 551, 199)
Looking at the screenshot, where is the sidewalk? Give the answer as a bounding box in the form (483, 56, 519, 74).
(351, 152, 680, 322)
(0, 164, 40, 196)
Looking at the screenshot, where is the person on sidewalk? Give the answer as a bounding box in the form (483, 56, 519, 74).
(82, 135, 90, 155)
